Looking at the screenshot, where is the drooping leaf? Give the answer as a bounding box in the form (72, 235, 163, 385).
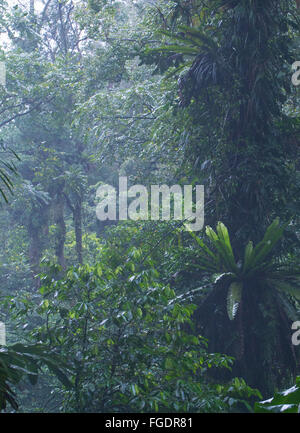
(227, 281, 243, 321)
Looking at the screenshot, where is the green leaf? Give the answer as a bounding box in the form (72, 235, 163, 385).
(254, 377, 300, 413)
(227, 282, 243, 321)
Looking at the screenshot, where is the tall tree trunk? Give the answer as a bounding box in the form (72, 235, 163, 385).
(28, 221, 41, 287)
(74, 201, 83, 265)
(65, 194, 83, 265)
(53, 193, 66, 269)
(30, 0, 34, 16)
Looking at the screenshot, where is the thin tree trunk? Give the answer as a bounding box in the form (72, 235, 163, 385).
(30, 0, 34, 16)
(74, 201, 83, 265)
(53, 193, 66, 269)
(28, 223, 41, 286)
(65, 194, 83, 265)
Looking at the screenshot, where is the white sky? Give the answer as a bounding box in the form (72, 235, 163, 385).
(8, 0, 44, 13)
(1, 0, 43, 47)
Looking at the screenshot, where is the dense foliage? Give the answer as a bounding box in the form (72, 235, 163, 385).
(0, 0, 299, 413)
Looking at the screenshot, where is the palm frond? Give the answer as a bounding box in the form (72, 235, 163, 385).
(188, 219, 300, 320)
